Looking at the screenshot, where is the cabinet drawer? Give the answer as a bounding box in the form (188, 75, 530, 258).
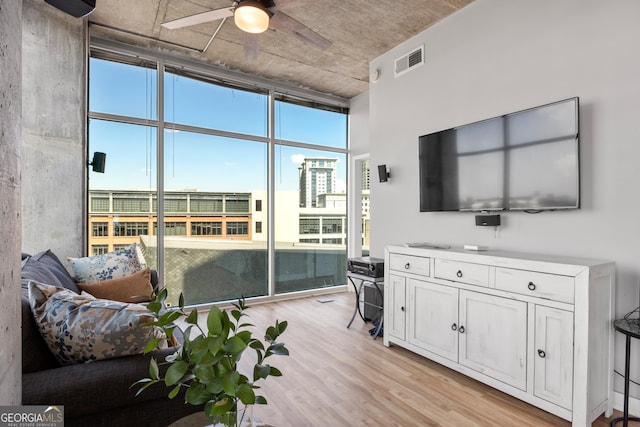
(389, 254, 430, 276)
(495, 268, 574, 304)
(434, 259, 489, 287)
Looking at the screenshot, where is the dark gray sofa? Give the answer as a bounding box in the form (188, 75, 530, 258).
(21, 250, 202, 427)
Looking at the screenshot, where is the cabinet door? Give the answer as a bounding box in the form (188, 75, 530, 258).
(408, 279, 458, 361)
(534, 305, 573, 410)
(386, 274, 407, 341)
(459, 290, 528, 391)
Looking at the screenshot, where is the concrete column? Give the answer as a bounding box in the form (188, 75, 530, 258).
(0, 0, 23, 404)
(21, 0, 87, 258)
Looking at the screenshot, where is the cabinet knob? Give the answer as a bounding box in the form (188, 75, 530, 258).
(528, 282, 536, 291)
(404, 263, 410, 269)
(537, 349, 546, 358)
(451, 323, 457, 331)
(456, 270, 463, 278)
(458, 325, 465, 334)
(401, 306, 405, 312)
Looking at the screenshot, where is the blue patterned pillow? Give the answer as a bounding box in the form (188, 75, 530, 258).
(67, 243, 142, 284)
(28, 280, 163, 366)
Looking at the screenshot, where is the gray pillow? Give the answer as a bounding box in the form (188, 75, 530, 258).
(29, 250, 80, 294)
(21, 285, 59, 373)
(21, 257, 62, 289)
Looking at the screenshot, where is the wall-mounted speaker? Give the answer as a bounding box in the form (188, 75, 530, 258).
(475, 214, 501, 227)
(45, 0, 96, 18)
(378, 164, 390, 182)
(90, 152, 106, 173)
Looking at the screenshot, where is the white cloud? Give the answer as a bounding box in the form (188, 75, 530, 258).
(290, 154, 306, 165)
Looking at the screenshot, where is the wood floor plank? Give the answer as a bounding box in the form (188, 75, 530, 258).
(176, 292, 620, 426)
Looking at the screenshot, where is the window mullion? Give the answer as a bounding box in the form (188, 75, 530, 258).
(157, 59, 165, 288)
(267, 89, 275, 297)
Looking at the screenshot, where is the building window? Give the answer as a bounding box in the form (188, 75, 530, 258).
(255, 221, 262, 233)
(155, 222, 187, 235)
(191, 221, 222, 236)
(191, 198, 222, 213)
(165, 198, 187, 213)
(114, 222, 149, 237)
(92, 222, 109, 237)
(92, 245, 109, 255)
(227, 221, 248, 235)
(299, 218, 320, 234)
(113, 244, 131, 251)
(113, 197, 150, 213)
(255, 200, 262, 212)
(164, 222, 186, 236)
(225, 198, 250, 213)
(299, 238, 320, 243)
(322, 218, 343, 234)
(91, 197, 110, 212)
(322, 238, 342, 244)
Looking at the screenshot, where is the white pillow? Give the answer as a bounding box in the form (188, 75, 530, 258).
(67, 243, 142, 284)
(28, 280, 163, 366)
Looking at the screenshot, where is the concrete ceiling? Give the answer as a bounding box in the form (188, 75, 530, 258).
(88, 0, 475, 100)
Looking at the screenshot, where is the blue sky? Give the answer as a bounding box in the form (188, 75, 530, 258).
(88, 58, 347, 192)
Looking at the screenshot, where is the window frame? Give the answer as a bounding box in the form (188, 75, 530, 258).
(88, 38, 350, 306)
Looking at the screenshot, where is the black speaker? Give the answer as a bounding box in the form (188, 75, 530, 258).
(475, 214, 501, 227)
(45, 0, 96, 18)
(377, 164, 390, 182)
(90, 152, 106, 173)
(362, 283, 383, 321)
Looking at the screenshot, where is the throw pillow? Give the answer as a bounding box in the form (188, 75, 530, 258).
(67, 243, 142, 284)
(77, 268, 153, 303)
(28, 280, 163, 366)
(22, 250, 80, 294)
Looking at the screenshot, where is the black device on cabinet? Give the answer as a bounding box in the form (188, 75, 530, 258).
(419, 97, 580, 212)
(347, 257, 384, 278)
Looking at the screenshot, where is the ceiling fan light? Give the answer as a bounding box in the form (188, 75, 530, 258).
(234, 1, 270, 34)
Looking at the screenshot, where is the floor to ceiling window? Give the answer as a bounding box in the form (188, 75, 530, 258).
(88, 42, 348, 306)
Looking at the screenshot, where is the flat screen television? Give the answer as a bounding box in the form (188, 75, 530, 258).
(419, 97, 580, 212)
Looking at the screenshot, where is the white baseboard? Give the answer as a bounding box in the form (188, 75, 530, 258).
(614, 391, 640, 418)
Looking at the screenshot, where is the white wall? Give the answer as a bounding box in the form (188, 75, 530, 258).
(368, 0, 640, 400)
(349, 91, 370, 156)
(348, 91, 371, 257)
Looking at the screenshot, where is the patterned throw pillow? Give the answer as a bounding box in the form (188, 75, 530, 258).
(28, 280, 163, 366)
(67, 243, 142, 284)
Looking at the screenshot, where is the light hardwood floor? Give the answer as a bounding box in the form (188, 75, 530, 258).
(173, 292, 620, 427)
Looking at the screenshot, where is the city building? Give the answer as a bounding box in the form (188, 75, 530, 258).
(298, 157, 337, 208)
(88, 190, 252, 254)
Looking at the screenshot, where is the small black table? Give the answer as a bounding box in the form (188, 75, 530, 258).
(610, 318, 640, 427)
(346, 271, 384, 339)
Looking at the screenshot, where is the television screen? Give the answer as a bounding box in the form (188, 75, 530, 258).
(419, 97, 580, 212)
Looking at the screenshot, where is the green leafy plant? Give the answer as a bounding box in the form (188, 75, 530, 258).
(132, 289, 289, 427)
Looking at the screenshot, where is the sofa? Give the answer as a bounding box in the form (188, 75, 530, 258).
(20, 249, 202, 427)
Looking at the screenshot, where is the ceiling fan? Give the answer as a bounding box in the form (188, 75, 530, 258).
(161, 0, 331, 52)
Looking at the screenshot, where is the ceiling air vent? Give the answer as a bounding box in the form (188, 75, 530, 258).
(394, 45, 424, 77)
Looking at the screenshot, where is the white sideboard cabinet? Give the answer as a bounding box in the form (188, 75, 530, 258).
(383, 245, 615, 426)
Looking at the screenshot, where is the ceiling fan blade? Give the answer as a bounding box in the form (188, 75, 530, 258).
(269, 11, 331, 51)
(162, 7, 234, 30)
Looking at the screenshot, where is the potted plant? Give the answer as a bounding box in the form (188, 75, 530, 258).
(133, 289, 289, 427)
